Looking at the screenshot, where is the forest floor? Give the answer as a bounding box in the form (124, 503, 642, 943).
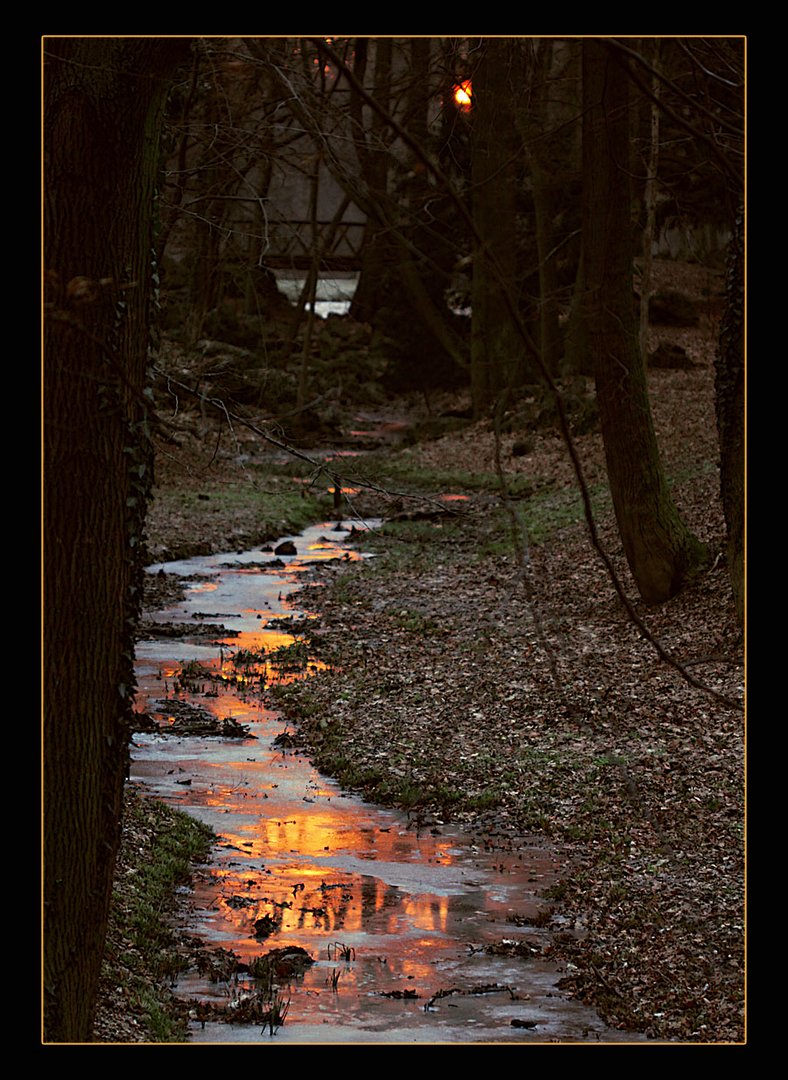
(98, 260, 745, 1044)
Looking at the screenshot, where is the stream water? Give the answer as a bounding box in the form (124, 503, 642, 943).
(131, 520, 642, 1044)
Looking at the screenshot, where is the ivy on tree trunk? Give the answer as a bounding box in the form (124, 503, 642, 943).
(43, 36, 189, 1042)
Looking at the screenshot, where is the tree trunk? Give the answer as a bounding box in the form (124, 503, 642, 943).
(715, 203, 745, 626)
(349, 38, 393, 323)
(43, 37, 187, 1041)
(582, 39, 707, 605)
(564, 248, 594, 375)
(350, 218, 393, 325)
(530, 159, 563, 375)
(516, 39, 573, 378)
(470, 39, 522, 416)
(638, 40, 662, 359)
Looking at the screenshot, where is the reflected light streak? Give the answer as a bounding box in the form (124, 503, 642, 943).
(401, 893, 450, 933)
(224, 629, 295, 653)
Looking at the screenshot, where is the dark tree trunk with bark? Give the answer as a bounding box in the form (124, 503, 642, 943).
(470, 38, 522, 416)
(582, 40, 707, 605)
(349, 38, 393, 324)
(43, 37, 187, 1042)
(715, 204, 745, 626)
(516, 39, 579, 378)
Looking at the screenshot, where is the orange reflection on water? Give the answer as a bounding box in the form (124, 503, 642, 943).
(257, 811, 337, 857)
(223, 629, 295, 653)
(180, 785, 486, 984)
(216, 809, 462, 939)
(211, 627, 328, 685)
(401, 893, 450, 933)
(201, 786, 268, 812)
(213, 830, 268, 860)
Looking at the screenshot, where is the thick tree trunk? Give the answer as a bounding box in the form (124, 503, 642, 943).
(349, 38, 393, 323)
(564, 248, 594, 376)
(350, 218, 393, 324)
(715, 204, 745, 626)
(639, 41, 662, 359)
(582, 40, 707, 605)
(530, 160, 563, 375)
(516, 39, 574, 378)
(43, 37, 187, 1041)
(470, 39, 522, 416)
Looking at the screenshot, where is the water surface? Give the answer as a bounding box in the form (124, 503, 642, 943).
(131, 521, 643, 1044)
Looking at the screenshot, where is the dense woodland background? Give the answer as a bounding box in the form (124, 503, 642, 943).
(43, 37, 745, 1042)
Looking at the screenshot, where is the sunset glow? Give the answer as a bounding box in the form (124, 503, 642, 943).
(453, 80, 473, 111)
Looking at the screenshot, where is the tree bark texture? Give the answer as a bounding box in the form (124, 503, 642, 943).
(516, 39, 579, 378)
(714, 203, 745, 626)
(470, 39, 522, 416)
(581, 40, 707, 605)
(349, 38, 393, 324)
(43, 37, 187, 1041)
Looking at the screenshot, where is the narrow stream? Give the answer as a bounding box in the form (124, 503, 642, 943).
(131, 520, 642, 1044)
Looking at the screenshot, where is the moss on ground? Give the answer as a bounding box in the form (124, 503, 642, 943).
(94, 788, 215, 1043)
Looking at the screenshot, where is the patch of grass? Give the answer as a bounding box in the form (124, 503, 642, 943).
(177, 659, 219, 688)
(562, 817, 620, 844)
(593, 752, 628, 767)
(133, 989, 181, 1042)
(231, 646, 269, 667)
(320, 575, 366, 606)
(544, 880, 569, 902)
(99, 791, 215, 1042)
(305, 733, 430, 809)
(268, 640, 310, 670)
(362, 515, 468, 572)
(230, 640, 310, 674)
(464, 787, 504, 812)
(388, 607, 439, 634)
(521, 483, 611, 545)
(225, 961, 293, 1034)
(127, 811, 213, 950)
(458, 482, 612, 560)
(378, 517, 460, 542)
(347, 454, 498, 494)
(376, 777, 428, 809)
(155, 478, 329, 544)
(269, 682, 320, 719)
